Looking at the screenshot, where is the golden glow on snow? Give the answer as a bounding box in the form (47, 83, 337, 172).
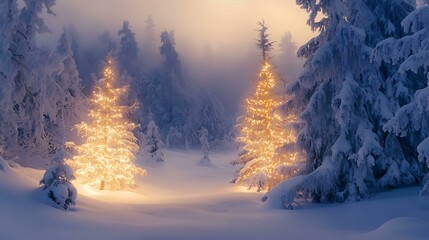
(67, 56, 146, 190)
(236, 61, 300, 192)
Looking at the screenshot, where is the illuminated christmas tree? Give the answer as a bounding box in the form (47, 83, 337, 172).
(234, 21, 301, 192)
(68, 56, 145, 190)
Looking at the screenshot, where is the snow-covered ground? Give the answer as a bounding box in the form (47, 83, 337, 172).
(0, 150, 428, 240)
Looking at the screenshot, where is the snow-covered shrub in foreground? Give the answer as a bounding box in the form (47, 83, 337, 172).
(40, 149, 77, 210)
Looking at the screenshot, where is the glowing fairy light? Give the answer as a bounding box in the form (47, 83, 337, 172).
(67, 56, 146, 190)
(235, 61, 300, 192)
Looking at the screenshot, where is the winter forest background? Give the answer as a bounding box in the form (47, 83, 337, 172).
(1, 0, 429, 239)
(0, 0, 305, 165)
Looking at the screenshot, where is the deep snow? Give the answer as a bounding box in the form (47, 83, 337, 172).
(0, 150, 428, 240)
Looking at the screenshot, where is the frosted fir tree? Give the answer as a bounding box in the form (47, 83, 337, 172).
(0, 0, 78, 164)
(196, 90, 227, 144)
(47, 30, 85, 142)
(160, 30, 182, 76)
(376, 6, 429, 195)
(145, 120, 165, 163)
(263, 0, 415, 207)
(118, 21, 140, 76)
(141, 29, 193, 147)
(40, 145, 77, 210)
(0, 0, 19, 157)
(160, 30, 192, 128)
(67, 56, 146, 190)
(197, 128, 213, 167)
(234, 21, 301, 192)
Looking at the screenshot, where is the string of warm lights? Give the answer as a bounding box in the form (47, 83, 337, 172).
(67, 57, 146, 190)
(236, 61, 300, 192)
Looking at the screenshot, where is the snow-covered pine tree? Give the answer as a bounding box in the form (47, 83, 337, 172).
(48, 30, 84, 143)
(197, 128, 213, 167)
(195, 90, 227, 145)
(141, 29, 192, 147)
(0, 0, 74, 165)
(0, 0, 19, 153)
(160, 30, 192, 133)
(118, 21, 140, 76)
(40, 145, 77, 210)
(145, 120, 165, 163)
(160, 30, 182, 76)
(375, 5, 429, 195)
(263, 0, 415, 207)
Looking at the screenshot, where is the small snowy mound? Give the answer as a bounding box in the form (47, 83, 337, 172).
(262, 175, 306, 209)
(197, 157, 215, 168)
(355, 217, 429, 240)
(0, 156, 12, 173)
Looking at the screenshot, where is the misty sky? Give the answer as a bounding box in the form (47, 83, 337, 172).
(41, 0, 315, 55)
(38, 0, 316, 112)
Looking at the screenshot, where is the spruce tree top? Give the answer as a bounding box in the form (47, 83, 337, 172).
(256, 20, 275, 61)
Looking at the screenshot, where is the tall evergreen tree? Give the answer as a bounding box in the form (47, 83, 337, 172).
(118, 21, 139, 76)
(256, 20, 275, 61)
(0, 0, 19, 144)
(195, 90, 227, 144)
(234, 21, 300, 192)
(0, 0, 70, 165)
(374, 5, 429, 195)
(48, 30, 84, 142)
(142, 29, 192, 147)
(263, 0, 415, 207)
(160, 30, 181, 76)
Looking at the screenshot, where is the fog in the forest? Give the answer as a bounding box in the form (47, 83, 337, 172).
(38, 0, 314, 114)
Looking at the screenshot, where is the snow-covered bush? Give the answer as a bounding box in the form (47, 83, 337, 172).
(145, 120, 165, 163)
(40, 148, 77, 210)
(197, 128, 213, 167)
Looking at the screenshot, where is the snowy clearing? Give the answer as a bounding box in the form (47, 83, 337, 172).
(1, 150, 428, 240)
